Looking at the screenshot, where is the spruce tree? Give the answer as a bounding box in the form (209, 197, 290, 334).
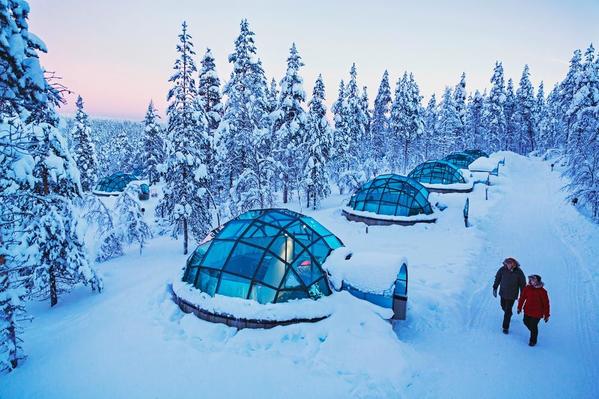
(71, 96, 98, 191)
(559, 49, 583, 151)
(198, 48, 223, 133)
(267, 78, 279, 113)
(272, 43, 308, 204)
(115, 185, 152, 254)
(453, 72, 467, 146)
(340, 63, 368, 186)
(436, 86, 461, 155)
(422, 94, 438, 160)
(160, 21, 212, 254)
(515, 65, 537, 154)
(304, 74, 332, 209)
(216, 19, 272, 215)
(143, 101, 164, 185)
(330, 80, 350, 193)
(482, 61, 506, 152)
(564, 44, 599, 218)
(503, 79, 517, 152)
(390, 72, 424, 172)
(464, 90, 485, 150)
(371, 70, 392, 171)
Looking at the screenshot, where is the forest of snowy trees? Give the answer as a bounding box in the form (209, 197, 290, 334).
(1, 0, 598, 373)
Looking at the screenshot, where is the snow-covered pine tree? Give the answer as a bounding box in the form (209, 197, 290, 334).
(436, 86, 461, 155)
(198, 48, 223, 133)
(330, 80, 350, 193)
(159, 21, 212, 254)
(515, 65, 537, 154)
(536, 82, 555, 152)
(464, 90, 485, 150)
(304, 74, 332, 209)
(371, 70, 392, 171)
(482, 61, 506, 152)
(422, 94, 438, 160)
(503, 79, 517, 152)
(267, 78, 279, 113)
(0, 116, 32, 372)
(337, 63, 368, 189)
(80, 194, 123, 262)
(115, 185, 152, 254)
(564, 44, 599, 218)
(453, 72, 467, 148)
(143, 101, 164, 185)
(360, 85, 377, 177)
(1, 0, 51, 370)
(216, 19, 273, 215)
(26, 121, 103, 307)
(0, 0, 53, 118)
(114, 128, 134, 173)
(390, 72, 424, 173)
(272, 43, 308, 204)
(558, 49, 583, 153)
(70, 96, 98, 191)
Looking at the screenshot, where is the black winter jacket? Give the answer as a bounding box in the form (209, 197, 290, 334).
(493, 265, 526, 300)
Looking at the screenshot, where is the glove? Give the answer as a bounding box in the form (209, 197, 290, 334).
(493, 288, 497, 298)
(544, 316, 549, 323)
(517, 309, 522, 314)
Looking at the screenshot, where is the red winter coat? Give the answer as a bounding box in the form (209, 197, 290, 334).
(518, 284, 550, 319)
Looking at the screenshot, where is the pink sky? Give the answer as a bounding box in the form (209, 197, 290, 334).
(29, 0, 599, 121)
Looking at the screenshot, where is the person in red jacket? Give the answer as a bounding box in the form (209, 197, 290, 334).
(517, 274, 550, 347)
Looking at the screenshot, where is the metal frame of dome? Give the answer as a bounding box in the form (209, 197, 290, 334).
(408, 160, 470, 193)
(181, 208, 343, 307)
(443, 152, 478, 169)
(343, 174, 435, 226)
(93, 172, 138, 196)
(464, 149, 489, 158)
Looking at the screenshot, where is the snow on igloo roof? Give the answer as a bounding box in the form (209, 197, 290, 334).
(94, 172, 138, 194)
(347, 174, 433, 217)
(408, 160, 466, 185)
(182, 208, 344, 305)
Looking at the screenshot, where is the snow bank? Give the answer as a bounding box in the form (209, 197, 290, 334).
(341, 206, 437, 223)
(171, 279, 337, 322)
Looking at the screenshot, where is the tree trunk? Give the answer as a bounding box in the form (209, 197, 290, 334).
(183, 218, 189, 255)
(283, 179, 288, 204)
(49, 265, 57, 307)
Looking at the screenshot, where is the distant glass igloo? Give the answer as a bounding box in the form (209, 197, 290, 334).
(93, 172, 138, 196)
(343, 174, 435, 225)
(464, 149, 489, 159)
(408, 160, 473, 193)
(443, 152, 478, 169)
(181, 209, 343, 306)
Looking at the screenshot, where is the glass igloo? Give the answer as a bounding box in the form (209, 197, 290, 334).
(346, 174, 433, 221)
(408, 160, 466, 185)
(182, 209, 343, 305)
(464, 149, 489, 159)
(94, 172, 138, 195)
(443, 152, 478, 169)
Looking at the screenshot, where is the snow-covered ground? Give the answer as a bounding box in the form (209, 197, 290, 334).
(1, 153, 598, 398)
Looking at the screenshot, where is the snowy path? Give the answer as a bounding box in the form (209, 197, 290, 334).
(404, 155, 599, 398)
(1, 154, 598, 399)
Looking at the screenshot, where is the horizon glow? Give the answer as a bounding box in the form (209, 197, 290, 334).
(29, 0, 599, 121)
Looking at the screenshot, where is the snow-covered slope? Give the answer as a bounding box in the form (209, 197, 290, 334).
(1, 153, 598, 398)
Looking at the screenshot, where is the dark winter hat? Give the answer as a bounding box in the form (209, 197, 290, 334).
(528, 274, 542, 283)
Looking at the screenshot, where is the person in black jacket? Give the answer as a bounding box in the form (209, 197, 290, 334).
(493, 257, 526, 334)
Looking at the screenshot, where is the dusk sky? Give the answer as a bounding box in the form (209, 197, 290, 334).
(29, 0, 599, 120)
